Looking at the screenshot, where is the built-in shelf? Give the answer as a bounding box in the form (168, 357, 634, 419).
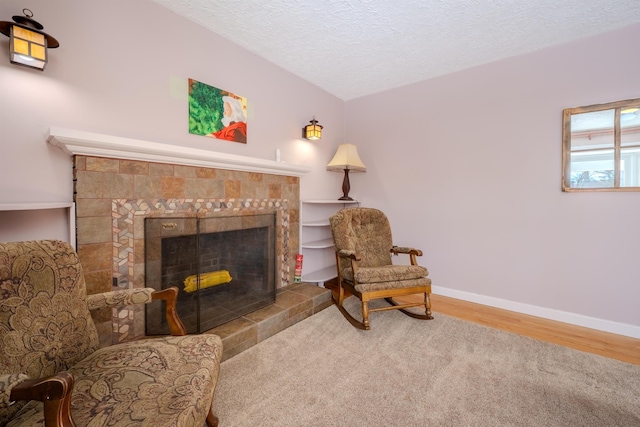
(301, 199, 359, 204)
(300, 199, 360, 287)
(0, 202, 76, 249)
(0, 202, 74, 211)
(301, 237, 334, 249)
(302, 266, 339, 283)
(303, 219, 330, 227)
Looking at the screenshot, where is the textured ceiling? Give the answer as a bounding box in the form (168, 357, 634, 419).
(152, 0, 640, 101)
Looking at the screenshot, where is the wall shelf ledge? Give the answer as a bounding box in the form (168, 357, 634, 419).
(46, 127, 312, 177)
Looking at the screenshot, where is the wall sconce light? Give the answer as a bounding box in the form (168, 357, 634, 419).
(0, 9, 59, 70)
(302, 117, 323, 140)
(326, 144, 367, 200)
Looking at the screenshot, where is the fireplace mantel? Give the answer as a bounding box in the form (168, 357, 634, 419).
(47, 127, 311, 177)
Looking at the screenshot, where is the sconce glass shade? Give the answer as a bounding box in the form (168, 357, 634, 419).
(0, 9, 59, 70)
(303, 117, 323, 140)
(326, 144, 366, 200)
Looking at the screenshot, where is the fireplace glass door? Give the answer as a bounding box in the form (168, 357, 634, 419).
(145, 213, 276, 334)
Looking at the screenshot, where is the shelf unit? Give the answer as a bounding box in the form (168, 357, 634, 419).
(0, 202, 76, 249)
(300, 199, 359, 286)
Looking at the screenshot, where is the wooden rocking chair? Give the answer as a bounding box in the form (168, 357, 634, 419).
(329, 207, 433, 330)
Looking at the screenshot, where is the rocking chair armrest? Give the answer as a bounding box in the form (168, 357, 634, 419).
(151, 287, 187, 336)
(391, 246, 424, 266)
(337, 249, 361, 261)
(86, 288, 155, 311)
(390, 246, 423, 256)
(10, 372, 75, 427)
(337, 249, 362, 275)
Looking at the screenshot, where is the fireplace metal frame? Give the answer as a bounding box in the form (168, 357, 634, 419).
(144, 212, 277, 334)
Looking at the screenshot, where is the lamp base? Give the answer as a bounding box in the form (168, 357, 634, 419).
(338, 168, 353, 201)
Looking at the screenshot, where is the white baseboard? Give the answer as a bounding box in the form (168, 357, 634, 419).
(432, 286, 640, 340)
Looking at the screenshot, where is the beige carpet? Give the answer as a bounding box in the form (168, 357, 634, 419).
(212, 298, 640, 426)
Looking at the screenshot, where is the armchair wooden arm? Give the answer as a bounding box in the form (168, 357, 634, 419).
(86, 287, 186, 337)
(152, 287, 187, 336)
(10, 372, 75, 427)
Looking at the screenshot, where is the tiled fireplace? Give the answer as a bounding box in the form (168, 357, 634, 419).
(53, 128, 312, 348)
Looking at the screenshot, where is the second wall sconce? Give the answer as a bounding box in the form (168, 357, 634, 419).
(0, 9, 59, 70)
(302, 116, 323, 140)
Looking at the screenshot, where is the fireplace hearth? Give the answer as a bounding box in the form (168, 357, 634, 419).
(145, 213, 276, 334)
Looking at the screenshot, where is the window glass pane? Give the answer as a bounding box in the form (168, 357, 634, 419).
(620, 105, 640, 128)
(621, 104, 640, 147)
(620, 147, 640, 187)
(569, 149, 614, 188)
(570, 110, 614, 150)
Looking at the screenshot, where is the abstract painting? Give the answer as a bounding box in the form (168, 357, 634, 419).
(188, 78, 248, 143)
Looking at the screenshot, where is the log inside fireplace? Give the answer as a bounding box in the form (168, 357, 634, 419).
(144, 213, 276, 335)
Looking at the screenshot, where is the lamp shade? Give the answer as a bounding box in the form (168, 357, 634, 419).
(326, 144, 366, 172)
(0, 9, 59, 70)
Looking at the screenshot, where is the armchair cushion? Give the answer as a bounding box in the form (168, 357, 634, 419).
(352, 264, 429, 284)
(330, 208, 394, 269)
(7, 335, 222, 427)
(354, 277, 432, 294)
(0, 244, 100, 380)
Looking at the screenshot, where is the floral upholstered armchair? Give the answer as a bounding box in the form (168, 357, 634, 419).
(0, 240, 223, 427)
(330, 207, 433, 330)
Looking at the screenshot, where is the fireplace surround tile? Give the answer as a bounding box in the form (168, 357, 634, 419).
(86, 157, 119, 173)
(74, 155, 302, 347)
(120, 160, 149, 175)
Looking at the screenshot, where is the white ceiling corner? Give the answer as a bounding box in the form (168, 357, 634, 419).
(151, 0, 640, 101)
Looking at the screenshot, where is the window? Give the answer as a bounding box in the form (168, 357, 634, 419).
(562, 98, 640, 191)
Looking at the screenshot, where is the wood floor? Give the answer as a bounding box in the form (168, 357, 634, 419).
(327, 281, 640, 365)
(423, 294, 640, 366)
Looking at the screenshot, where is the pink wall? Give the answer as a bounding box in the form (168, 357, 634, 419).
(1, 0, 638, 336)
(0, 0, 346, 239)
(346, 23, 640, 335)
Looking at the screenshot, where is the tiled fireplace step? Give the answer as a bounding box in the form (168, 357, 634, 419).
(205, 283, 332, 361)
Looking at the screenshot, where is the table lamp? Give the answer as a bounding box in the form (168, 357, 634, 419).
(326, 144, 366, 200)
